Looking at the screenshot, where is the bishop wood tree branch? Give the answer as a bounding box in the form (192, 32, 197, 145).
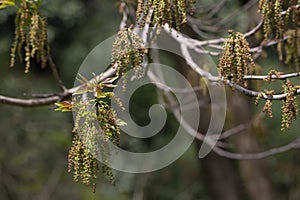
(1, 0, 300, 163)
(0, 67, 117, 107)
(148, 67, 300, 160)
(1, 3, 299, 106)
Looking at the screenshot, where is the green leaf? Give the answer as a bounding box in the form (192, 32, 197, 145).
(54, 101, 73, 112)
(0, 0, 15, 9)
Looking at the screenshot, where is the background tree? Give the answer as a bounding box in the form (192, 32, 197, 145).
(0, 0, 300, 199)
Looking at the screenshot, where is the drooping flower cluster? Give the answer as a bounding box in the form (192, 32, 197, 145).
(281, 79, 300, 131)
(68, 133, 100, 193)
(218, 31, 255, 86)
(10, 0, 49, 73)
(255, 89, 275, 118)
(112, 27, 146, 89)
(259, 0, 300, 67)
(258, 0, 284, 39)
(136, 0, 195, 30)
(283, 29, 300, 67)
(55, 75, 124, 191)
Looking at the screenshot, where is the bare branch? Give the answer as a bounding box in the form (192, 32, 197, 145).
(214, 123, 250, 140)
(281, 4, 299, 15)
(213, 137, 300, 160)
(215, 0, 258, 27)
(119, 2, 129, 30)
(0, 94, 63, 107)
(1, 3, 299, 108)
(227, 82, 300, 100)
(168, 30, 300, 101)
(180, 44, 219, 81)
(148, 66, 300, 160)
(180, 41, 300, 100)
(211, 113, 264, 140)
(244, 71, 300, 80)
(0, 67, 117, 107)
(204, 0, 227, 20)
(244, 19, 263, 37)
(48, 56, 67, 92)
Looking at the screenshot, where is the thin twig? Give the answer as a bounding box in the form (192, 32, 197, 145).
(244, 19, 263, 37)
(0, 94, 62, 107)
(244, 71, 300, 80)
(48, 56, 67, 92)
(0, 67, 117, 107)
(119, 2, 128, 30)
(215, 0, 258, 27)
(148, 52, 300, 160)
(213, 138, 300, 160)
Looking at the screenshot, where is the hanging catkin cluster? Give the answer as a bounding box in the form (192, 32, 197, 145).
(112, 27, 146, 89)
(10, 0, 49, 73)
(259, 0, 300, 67)
(281, 79, 300, 131)
(136, 0, 195, 30)
(258, 0, 284, 39)
(57, 75, 124, 192)
(68, 98, 119, 191)
(283, 29, 300, 67)
(96, 101, 121, 146)
(68, 133, 100, 193)
(218, 31, 254, 86)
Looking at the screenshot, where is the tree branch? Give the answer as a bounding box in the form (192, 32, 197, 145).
(180, 41, 300, 100)
(244, 71, 300, 80)
(0, 67, 117, 107)
(148, 67, 300, 160)
(213, 137, 300, 160)
(119, 2, 129, 30)
(0, 94, 63, 107)
(48, 56, 67, 92)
